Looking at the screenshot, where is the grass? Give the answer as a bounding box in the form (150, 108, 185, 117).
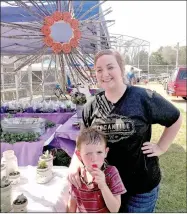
(151, 109, 186, 212)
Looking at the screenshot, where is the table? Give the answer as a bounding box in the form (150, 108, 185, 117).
(1, 112, 75, 124)
(51, 114, 80, 157)
(1, 125, 62, 166)
(11, 166, 70, 212)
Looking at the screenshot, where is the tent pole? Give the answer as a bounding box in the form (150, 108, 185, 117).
(28, 65, 33, 102)
(1, 65, 5, 102)
(41, 55, 45, 101)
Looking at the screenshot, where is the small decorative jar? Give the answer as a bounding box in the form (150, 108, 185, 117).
(1, 150, 18, 176)
(9, 171, 21, 185)
(13, 193, 28, 212)
(36, 160, 53, 184)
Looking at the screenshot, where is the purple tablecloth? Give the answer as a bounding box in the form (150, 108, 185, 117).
(13, 112, 75, 124)
(0, 125, 61, 166)
(51, 115, 80, 157)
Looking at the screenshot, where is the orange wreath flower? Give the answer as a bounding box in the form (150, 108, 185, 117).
(41, 25, 51, 36)
(44, 36, 54, 47)
(73, 30, 81, 39)
(62, 43, 71, 54)
(70, 18, 79, 29)
(63, 11, 72, 22)
(52, 42, 63, 54)
(69, 38, 79, 48)
(44, 16, 54, 26)
(52, 11, 63, 22)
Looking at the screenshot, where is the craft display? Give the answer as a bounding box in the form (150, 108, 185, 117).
(1, 100, 76, 114)
(1, 117, 46, 135)
(1, 150, 19, 176)
(0, 176, 12, 213)
(13, 194, 28, 213)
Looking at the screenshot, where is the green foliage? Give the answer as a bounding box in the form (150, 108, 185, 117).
(0, 132, 40, 143)
(45, 120, 55, 129)
(37, 160, 47, 169)
(54, 149, 71, 167)
(71, 92, 87, 105)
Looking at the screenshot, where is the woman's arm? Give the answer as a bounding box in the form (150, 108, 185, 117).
(157, 113, 182, 152)
(142, 113, 182, 156)
(66, 196, 77, 213)
(68, 151, 83, 188)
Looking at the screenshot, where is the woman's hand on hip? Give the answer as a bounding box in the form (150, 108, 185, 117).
(141, 142, 166, 157)
(68, 166, 81, 188)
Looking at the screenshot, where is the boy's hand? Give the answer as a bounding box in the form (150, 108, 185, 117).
(91, 168, 107, 190)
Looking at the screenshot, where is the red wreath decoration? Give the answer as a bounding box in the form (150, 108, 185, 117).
(44, 16, 54, 26)
(44, 36, 54, 47)
(73, 30, 81, 39)
(52, 11, 63, 22)
(62, 43, 72, 54)
(70, 18, 79, 29)
(41, 11, 81, 53)
(52, 42, 63, 54)
(63, 12, 72, 22)
(41, 25, 51, 36)
(70, 38, 79, 48)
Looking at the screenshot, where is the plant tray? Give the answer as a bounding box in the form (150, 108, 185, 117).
(1, 117, 46, 135)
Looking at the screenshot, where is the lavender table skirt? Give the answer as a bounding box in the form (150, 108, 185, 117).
(1, 125, 61, 166)
(51, 115, 80, 157)
(1, 112, 75, 124)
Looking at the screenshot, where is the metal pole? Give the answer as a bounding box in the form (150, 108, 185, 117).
(41, 55, 45, 100)
(147, 43, 150, 81)
(1, 65, 5, 102)
(28, 65, 33, 101)
(176, 42, 179, 68)
(14, 62, 19, 101)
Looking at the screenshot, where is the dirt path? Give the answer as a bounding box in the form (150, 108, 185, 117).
(138, 83, 186, 112)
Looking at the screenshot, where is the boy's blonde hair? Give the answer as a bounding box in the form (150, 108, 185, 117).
(76, 127, 107, 151)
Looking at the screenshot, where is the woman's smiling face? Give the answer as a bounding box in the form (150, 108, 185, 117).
(95, 54, 123, 91)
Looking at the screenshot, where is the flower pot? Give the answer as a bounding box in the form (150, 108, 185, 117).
(1, 150, 18, 176)
(39, 155, 53, 169)
(76, 104, 84, 118)
(1, 164, 6, 179)
(9, 171, 20, 185)
(36, 167, 53, 184)
(13, 198, 28, 212)
(0, 184, 12, 213)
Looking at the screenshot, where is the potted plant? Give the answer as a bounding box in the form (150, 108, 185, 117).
(39, 150, 53, 169)
(71, 92, 87, 118)
(0, 176, 12, 213)
(9, 171, 20, 185)
(13, 193, 28, 212)
(36, 160, 53, 184)
(1, 164, 6, 178)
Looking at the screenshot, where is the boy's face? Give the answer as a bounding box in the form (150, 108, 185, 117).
(78, 141, 109, 170)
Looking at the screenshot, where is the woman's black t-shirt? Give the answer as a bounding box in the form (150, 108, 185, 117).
(82, 85, 180, 194)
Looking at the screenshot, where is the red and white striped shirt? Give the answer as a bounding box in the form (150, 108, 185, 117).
(70, 165, 126, 213)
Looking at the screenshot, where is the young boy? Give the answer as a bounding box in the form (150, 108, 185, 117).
(67, 127, 126, 213)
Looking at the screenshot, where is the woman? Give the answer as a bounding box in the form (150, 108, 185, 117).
(68, 49, 182, 213)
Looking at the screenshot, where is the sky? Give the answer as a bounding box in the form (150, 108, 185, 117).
(102, 1, 186, 52)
